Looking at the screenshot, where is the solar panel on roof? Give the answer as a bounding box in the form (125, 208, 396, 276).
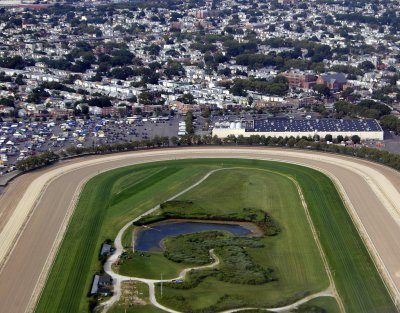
(246, 118, 382, 133)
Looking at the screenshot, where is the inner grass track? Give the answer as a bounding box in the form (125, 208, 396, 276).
(34, 159, 397, 313)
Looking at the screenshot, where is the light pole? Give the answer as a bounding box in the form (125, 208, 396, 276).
(160, 273, 163, 298)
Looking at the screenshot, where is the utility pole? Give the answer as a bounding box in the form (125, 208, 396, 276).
(161, 273, 163, 298)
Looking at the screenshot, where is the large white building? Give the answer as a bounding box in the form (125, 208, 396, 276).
(0, 0, 22, 6)
(212, 118, 384, 141)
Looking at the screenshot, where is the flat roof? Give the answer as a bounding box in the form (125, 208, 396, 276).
(90, 275, 99, 295)
(245, 118, 382, 133)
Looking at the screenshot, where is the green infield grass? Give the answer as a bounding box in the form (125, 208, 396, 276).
(302, 297, 341, 313)
(34, 159, 397, 313)
(117, 251, 189, 279)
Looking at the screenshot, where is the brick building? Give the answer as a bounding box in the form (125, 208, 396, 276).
(282, 70, 317, 89)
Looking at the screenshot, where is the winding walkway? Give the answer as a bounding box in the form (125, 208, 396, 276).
(101, 168, 340, 313)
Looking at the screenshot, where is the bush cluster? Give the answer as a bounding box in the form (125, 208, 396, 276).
(163, 231, 274, 289)
(134, 201, 279, 235)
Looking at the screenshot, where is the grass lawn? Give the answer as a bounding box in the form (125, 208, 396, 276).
(121, 225, 134, 248)
(300, 297, 341, 313)
(35, 159, 397, 313)
(117, 251, 189, 279)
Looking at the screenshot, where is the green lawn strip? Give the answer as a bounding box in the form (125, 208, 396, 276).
(117, 251, 189, 279)
(35, 167, 125, 313)
(121, 225, 134, 249)
(298, 297, 341, 313)
(111, 166, 166, 196)
(35, 162, 214, 313)
(291, 165, 396, 313)
(111, 167, 179, 206)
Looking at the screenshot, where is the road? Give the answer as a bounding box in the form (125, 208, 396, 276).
(0, 147, 399, 313)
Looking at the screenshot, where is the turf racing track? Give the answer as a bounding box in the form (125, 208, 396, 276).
(0, 147, 400, 313)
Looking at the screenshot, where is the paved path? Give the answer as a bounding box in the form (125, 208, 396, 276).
(0, 148, 399, 312)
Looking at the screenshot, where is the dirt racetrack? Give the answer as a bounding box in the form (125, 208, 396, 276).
(0, 147, 399, 313)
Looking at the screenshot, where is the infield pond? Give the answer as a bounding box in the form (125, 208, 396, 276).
(134, 220, 257, 252)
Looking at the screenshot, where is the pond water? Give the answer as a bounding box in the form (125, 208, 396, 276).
(134, 221, 253, 252)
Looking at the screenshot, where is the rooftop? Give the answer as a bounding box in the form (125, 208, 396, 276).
(245, 118, 382, 133)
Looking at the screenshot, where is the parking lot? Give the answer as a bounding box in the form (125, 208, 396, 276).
(0, 116, 186, 175)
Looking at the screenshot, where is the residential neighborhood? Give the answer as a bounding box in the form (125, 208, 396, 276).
(0, 0, 400, 175)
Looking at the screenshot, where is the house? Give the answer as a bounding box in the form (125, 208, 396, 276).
(282, 70, 317, 89)
(100, 243, 112, 256)
(90, 274, 112, 296)
(101, 106, 119, 116)
(169, 101, 194, 114)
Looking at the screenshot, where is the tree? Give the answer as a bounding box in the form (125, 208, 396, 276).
(351, 135, 361, 144)
(313, 84, 331, 97)
(15, 74, 24, 85)
(283, 22, 291, 31)
(0, 55, 29, 69)
(110, 67, 134, 80)
(185, 112, 194, 134)
(325, 134, 333, 142)
(170, 136, 178, 146)
(0, 97, 14, 107)
(144, 44, 161, 56)
(164, 60, 185, 78)
(177, 93, 195, 104)
(358, 60, 375, 72)
(337, 135, 344, 143)
(87, 97, 112, 107)
(230, 82, 247, 97)
(380, 115, 400, 134)
(287, 137, 297, 147)
(201, 107, 211, 118)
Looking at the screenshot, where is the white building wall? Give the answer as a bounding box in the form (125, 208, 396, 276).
(212, 128, 383, 141)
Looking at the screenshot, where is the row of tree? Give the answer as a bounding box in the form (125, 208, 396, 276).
(228, 76, 289, 97)
(16, 135, 400, 172)
(334, 100, 391, 119)
(15, 151, 59, 171)
(380, 115, 400, 134)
